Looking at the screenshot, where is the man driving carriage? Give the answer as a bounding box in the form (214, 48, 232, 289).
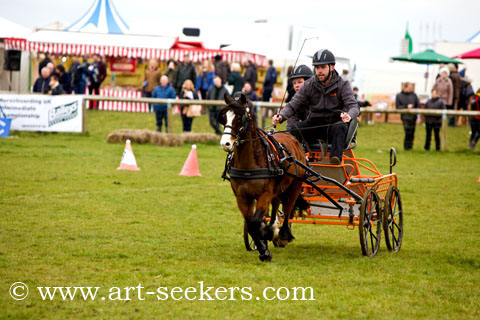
(272, 49, 360, 164)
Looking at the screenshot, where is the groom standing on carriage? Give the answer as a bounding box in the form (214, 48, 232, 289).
(272, 49, 359, 164)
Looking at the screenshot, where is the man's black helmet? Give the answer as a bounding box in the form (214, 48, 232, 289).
(289, 65, 313, 80)
(312, 49, 335, 66)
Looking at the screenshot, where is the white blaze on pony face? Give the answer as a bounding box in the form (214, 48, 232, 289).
(220, 110, 236, 152)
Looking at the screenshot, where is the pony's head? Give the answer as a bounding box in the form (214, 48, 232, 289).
(218, 93, 255, 152)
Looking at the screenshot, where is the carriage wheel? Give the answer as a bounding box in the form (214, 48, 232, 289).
(359, 189, 382, 257)
(243, 221, 256, 251)
(383, 186, 403, 252)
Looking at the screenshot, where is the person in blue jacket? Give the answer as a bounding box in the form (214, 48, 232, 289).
(152, 75, 176, 132)
(262, 59, 277, 102)
(195, 60, 215, 99)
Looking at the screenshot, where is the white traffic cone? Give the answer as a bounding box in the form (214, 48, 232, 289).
(117, 139, 140, 171)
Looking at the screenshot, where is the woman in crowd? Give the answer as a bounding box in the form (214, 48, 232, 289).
(227, 62, 243, 95)
(195, 60, 215, 100)
(179, 80, 199, 132)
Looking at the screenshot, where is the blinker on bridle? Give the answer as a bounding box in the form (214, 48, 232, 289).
(221, 107, 251, 146)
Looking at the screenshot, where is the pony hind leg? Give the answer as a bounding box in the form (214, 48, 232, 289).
(267, 197, 282, 247)
(278, 181, 303, 247)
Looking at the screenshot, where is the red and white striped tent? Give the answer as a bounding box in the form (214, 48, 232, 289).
(4, 30, 268, 67)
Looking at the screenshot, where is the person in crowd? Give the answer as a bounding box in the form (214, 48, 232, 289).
(457, 77, 475, 126)
(272, 49, 359, 164)
(143, 59, 162, 112)
(152, 75, 176, 133)
(69, 56, 88, 94)
(47, 73, 64, 95)
(284, 65, 313, 132)
(262, 59, 277, 102)
(46, 61, 56, 76)
(424, 88, 445, 151)
(353, 86, 372, 123)
(38, 53, 53, 75)
(395, 82, 419, 151)
(55, 65, 72, 94)
(243, 60, 257, 90)
(206, 75, 230, 135)
(88, 54, 107, 109)
(448, 63, 462, 127)
(227, 62, 243, 95)
(164, 60, 177, 88)
(175, 54, 196, 96)
(179, 79, 199, 132)
(352, 87, 371, 107)
(433, 67, 453, 110)
(469, 89, 480, 151)
(285, 66, 295, 103)
(340, 69, 351, 83)
(195, 60, 215, 99)
(32, 67, 51, 93)
(241, 82, 258, 102)
(214, 55, 228, 84)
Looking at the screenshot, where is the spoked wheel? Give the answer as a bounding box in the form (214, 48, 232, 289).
(383, 186, 403, 252)
(359, 189, 382, 257)
(243, 221, 256, 251)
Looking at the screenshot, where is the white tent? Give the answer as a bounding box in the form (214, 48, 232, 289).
(0, 17, 31, 39)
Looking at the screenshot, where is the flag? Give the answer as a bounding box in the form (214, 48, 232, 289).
(405, 24, 413, 54)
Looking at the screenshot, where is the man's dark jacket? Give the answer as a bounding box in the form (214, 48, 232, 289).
(175, 63, 196, 94)
(280, 70, 359, 122)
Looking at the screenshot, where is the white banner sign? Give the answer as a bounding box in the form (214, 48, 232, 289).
(0, 94, 84, 133)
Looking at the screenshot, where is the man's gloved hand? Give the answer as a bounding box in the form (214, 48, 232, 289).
(340, 112, 351, 123)
(272, 114, 283, 125)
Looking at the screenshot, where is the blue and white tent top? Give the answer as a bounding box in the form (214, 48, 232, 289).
(467, 30, 480, 43)
(65, 0, 129, 34)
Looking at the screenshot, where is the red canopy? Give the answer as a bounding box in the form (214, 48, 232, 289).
(452, 47, 480, 59)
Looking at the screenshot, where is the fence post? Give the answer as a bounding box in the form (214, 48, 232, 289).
(441, 109, 447, 151)
(167, 99, 172, 133)
(256, 101, 262, 129)
(82, 97, 87, 134)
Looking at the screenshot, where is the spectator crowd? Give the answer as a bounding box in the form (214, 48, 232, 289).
(32, 53, 479, 151)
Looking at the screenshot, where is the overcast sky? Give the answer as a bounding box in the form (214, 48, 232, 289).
(1, 0, 479, 65)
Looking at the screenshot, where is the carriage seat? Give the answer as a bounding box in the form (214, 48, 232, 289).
(307, 117, 358, 152)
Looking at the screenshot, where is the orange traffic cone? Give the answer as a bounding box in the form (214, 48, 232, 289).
(180, 145, 201, 176)
(117, 139, 140, 171)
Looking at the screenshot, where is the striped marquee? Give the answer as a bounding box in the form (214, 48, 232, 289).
(4, 38, 268, 67)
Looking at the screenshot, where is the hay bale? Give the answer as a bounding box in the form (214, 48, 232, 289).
(107, 130, 215, 146)
(181, 132, 220, 144)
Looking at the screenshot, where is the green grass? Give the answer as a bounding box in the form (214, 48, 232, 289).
(1, 110, 479, 319)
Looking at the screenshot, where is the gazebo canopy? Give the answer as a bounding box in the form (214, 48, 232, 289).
(452, 47, 480, 59)
(392, 49, 462, 65)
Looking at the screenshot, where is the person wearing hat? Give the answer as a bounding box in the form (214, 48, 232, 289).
(433, 67, 453, 108)
(285, 64, 313, 132)
(272, 49, 359, 164)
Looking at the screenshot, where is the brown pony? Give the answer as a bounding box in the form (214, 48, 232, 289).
(218, 94, 306, 261)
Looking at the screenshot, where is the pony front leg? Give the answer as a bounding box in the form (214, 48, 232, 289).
(236, 197, 269, 261)
(250, 193, 275, 262)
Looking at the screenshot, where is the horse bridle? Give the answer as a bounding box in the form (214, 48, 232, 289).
(221, 109, 252, 149)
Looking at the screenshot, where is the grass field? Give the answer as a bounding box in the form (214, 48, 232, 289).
(1, 110, 479, 319)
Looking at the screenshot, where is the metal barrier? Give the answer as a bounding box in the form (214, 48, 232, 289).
(83, 95, 480, 117)
(84, 96, 480, 151)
